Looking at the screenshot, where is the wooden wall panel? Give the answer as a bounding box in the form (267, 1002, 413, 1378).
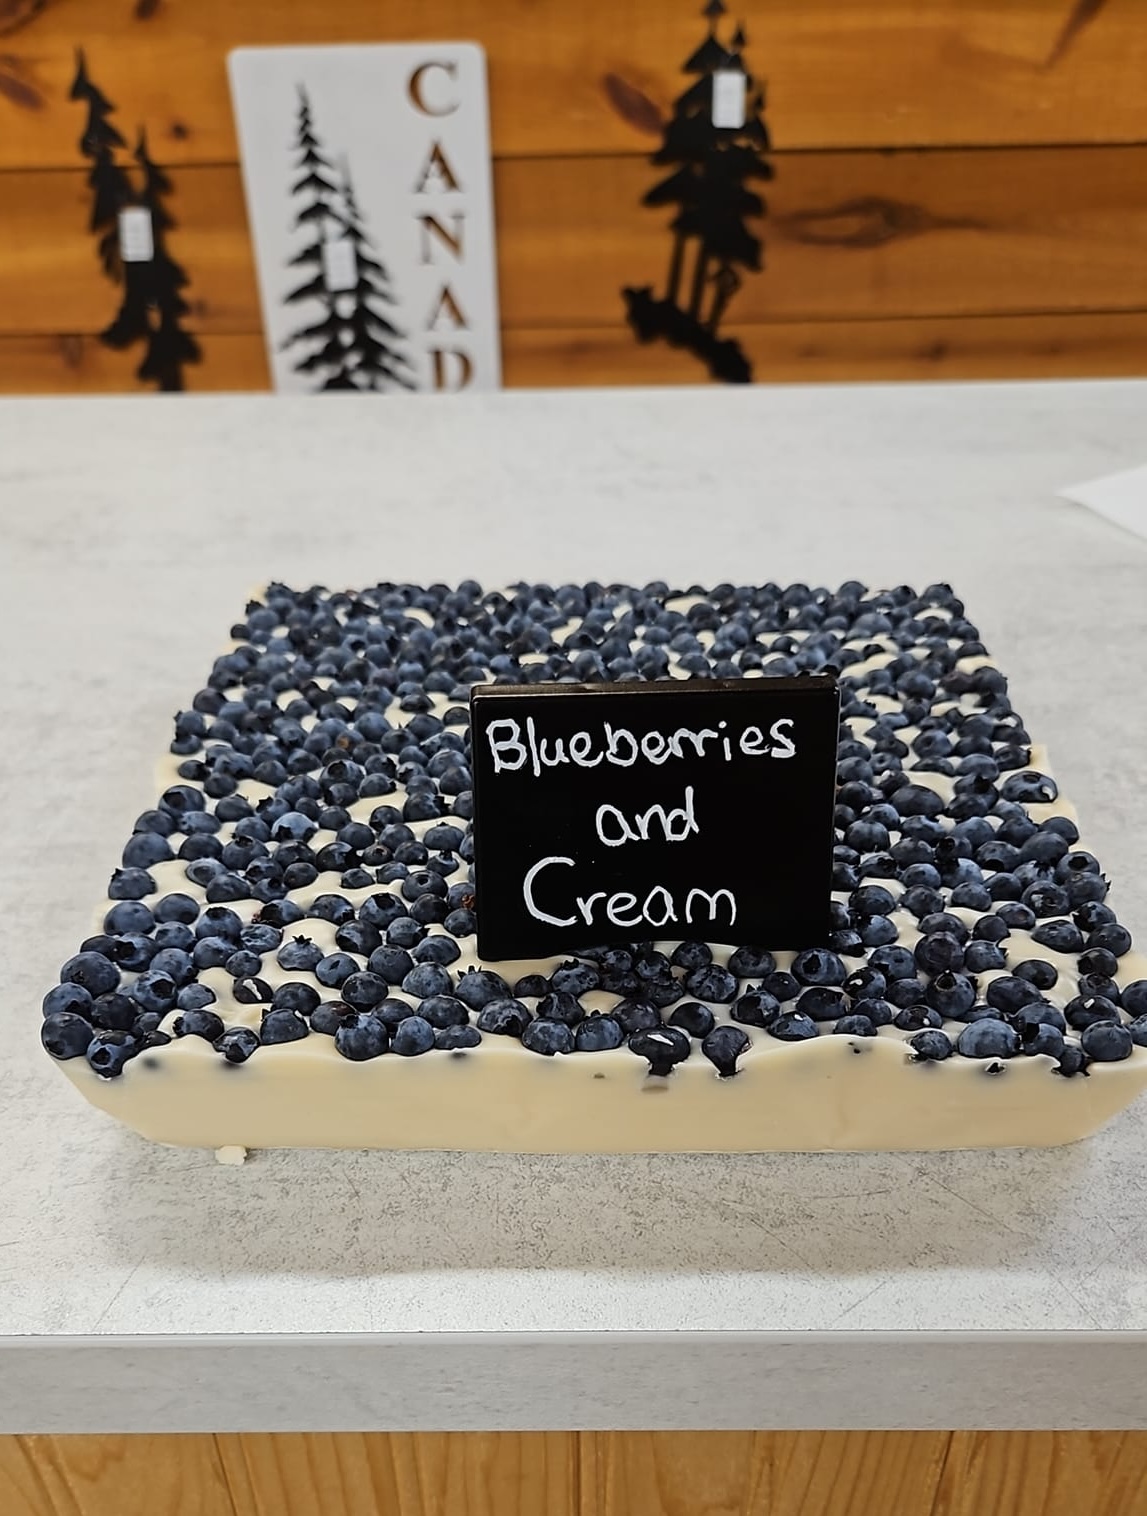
(0, 1, 1145, 169)
(4, 310, 1147, 397)
(0, 1433, 245, 1516)
(4, 146, 1146, 340)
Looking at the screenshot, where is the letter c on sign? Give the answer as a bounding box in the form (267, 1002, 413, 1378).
(522, 856, 576, 927)
(408, 62, 460, 116)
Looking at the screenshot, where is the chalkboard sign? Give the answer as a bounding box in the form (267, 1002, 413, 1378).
(470, 676, 840, 960)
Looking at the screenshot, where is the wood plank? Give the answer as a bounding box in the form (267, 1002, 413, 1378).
(3, 147, 1146, 341)
(1, 308, 1145, 396)
(0, 1, 1146, 170)
(934, 1431, 1147, 1516)
(214, 1431, 579, 1516)
(580, 1430, 951, 1516)
(0, 1433, 247, 1516)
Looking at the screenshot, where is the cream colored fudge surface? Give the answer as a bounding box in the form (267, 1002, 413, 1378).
(42, 582, 1147, 1154)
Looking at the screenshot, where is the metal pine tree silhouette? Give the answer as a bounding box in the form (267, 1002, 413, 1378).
(71, 54, 201, 391)
(335, 163, 415, 391)
(70, 48, 134, 282)
(623, 1, 773, 383)
(133, 130, 202, 392)
(280, 88, 414, 392)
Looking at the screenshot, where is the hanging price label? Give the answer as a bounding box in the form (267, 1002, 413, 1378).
(712, 70, 747, 129)
(322, 237, 359, 293)
(118, 207, 154, 263)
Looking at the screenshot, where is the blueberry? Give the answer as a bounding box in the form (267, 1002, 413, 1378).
(760, 971, 800, 1002)
(436, 1024, 481, 1051)
(43, 983, 94, 1020)
(173, 1007, 225, 1041)
(103, 901, 155, 935)
(411, 935, 460, 967)
(367, 946, 415, 984)
(1065, 995, 1120, 1032)
(911, 924, 964, 973)
(1022, 1024, 1066, 1059)
(1128, 1016, 1147, 1048)
(675, 963, 733, 1003)
(129, 970, 179, 1014)
(887, 977, 928, 1009)
(272, 810, 318, 842)
(629, 1025, 691, 1075)
(418, 994, 469, 1029)
(850, 885, 897, 919)
(852, 997, 894, 1027)
(402, 962, 453, 1000)
(909, 1029, 953, 1061)
(834, 1014, 876, 1037)
(1011, 1002, 1066, 1034)
(276, 936, 324, 972)
(444, 908, 477, 937)
(476, 998, 531, 1037)
(391, 1015, 436, 1055)
(309, 893, 356, 926)
(956, 1020, 1020, 1059)
(1080, 1021, 1133, 1062)
(455, 968, 512, 1010)
(964, 940, 1007, 974)
(1123, 982, 1147, 1019)
(612, 998, 662, 1033)
(359, 893, 408, 930)
(154, 893, 200, 925)
(985, 976, 1042, 1015)
(107, 867, 156, 900)
(550, 960, 601, 996)
(1030, 920, 1085, 954)
(340, 971, 390, 1009)
(701, 1024, 751, 1076)
(513, 973, 551, 998)
(176, 982, 217, 1012)
(86, 1030, 139, 1078)
(315, 952, 359, 988)
(1078, 947, 1120, 979)
(1055, 1045, 1091, 1078)
(869, 946, 916, 981)
(895, 1002, 945, 1032)
(574, 1015, 625, 1052)
(668, 1001, 716, 1038)
(386, 916, 425, 949)
(60, 952, 120, 997)
(195, 906, 243, 942)
(270, 981, 321, 1015)
(799, 986, 848, 1022)
(535, 990, 585, 1026)
(925, 972, 977, 1018)
(260, 1009, 310, 1044)
(1088, 923, 1133, 958)
(521, 1018, 576, 1056)
(41, 1011, 96, 1060)
(215, 1026, 261, 1064)
(310, 1001, 348, 1036)
(727, 946, 776, 978)
(768, 1012, 819, 1042)
(790, 949, 846, 987)
(234, 977, 274, 1005)
(334, 1011, 390, 1061)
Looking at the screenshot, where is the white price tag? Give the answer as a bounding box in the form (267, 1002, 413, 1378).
(118, 207, 154, 263)
(322, 237, 359, 293)
(712, 70, 747, 130)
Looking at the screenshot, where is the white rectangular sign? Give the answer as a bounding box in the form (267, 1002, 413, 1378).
(712, 70, 747, 129)
(228, 43, 501, 393)
(118, 207, 154, 263)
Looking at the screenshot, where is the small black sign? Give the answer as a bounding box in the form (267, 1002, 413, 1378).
(470, 676, 840, 960)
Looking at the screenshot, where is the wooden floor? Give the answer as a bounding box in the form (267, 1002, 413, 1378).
(2, 1431, 1147, 1515)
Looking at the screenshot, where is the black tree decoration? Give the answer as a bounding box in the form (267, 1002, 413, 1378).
(70, 51, 201, 391)
(70, 48, 133, 282)
(623, 0, 773, 383)
(280, 87, 414, 393)
(133, 130, 202, 392)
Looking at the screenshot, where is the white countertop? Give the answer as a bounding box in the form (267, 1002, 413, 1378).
(2, 381, 1147, 1432)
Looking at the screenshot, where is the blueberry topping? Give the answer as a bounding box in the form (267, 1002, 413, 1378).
(215, 1026, 261, 1064)
(334, 1012, 390, 1061)
(956, 1020, 1020, 1060)
(436, 1023, 481, 1051)
(476, 998, 531, 1037)
(834, 1014, 876, 1037)
(42, 1011, 95, 1060)
(629, 1025, 691, 1075)
(575, 1015, 625, 1051)
(701, 1024, 751, 1076)
(173, 1007, 225, 1041)
(86, 1030, 139, 1078)
(260, 1009, 310, 1044)
(668, 1001, 716, 1038)
(767, 1012, 819, 1043)
(522, 1018, 576, 1056)
(908, 1028, 953, 1061)
(391, 1015, 436, 1056)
